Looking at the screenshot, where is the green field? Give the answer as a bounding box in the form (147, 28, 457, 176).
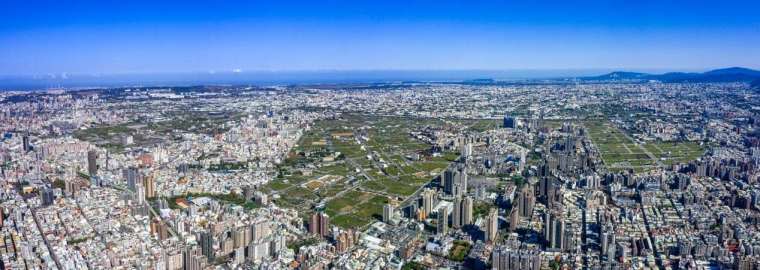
(265, 114, 459, 228)
(643, 141, 705, 166)
(324, 190, 389, 228)
(585, 120, 656, 172)
(585, 120, 705, 172)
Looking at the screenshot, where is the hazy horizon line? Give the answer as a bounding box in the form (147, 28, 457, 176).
(2, 66, 758, 91)
(2, 66, 750, 78)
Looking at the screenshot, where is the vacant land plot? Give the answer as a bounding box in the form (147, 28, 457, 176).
(584, 121, 656, 172)
(643, 141, 705, 166)
(265, 114, 459, 229)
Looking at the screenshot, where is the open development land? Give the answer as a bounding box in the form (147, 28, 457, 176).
(585, 120, 656, 172)
(642, 140, 705, 166)
(265, 114, 458, 229)
(585, 120, 705, 172)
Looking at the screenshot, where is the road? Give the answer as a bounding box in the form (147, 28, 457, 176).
(639, 201, 664, 270)
(29, 206, 64, 270)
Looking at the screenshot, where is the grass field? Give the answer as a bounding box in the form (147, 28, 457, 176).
(324, 190, 388, 228)
(585, 120, 656, 172)
(585, 120, 705, 172)
(265, 114, 459, 228)
(643, 141, 705, 166)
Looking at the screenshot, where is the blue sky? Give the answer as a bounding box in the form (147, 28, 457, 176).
(1, 0, 759, 76)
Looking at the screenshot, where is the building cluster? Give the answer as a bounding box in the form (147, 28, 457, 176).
(1, 81, 760, 269)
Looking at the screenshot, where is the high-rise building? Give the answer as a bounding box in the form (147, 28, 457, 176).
(461, 143, 473, 158)
(150, 218, 169, 241)
(457, 169, 468, 197)
(508, 208, 519, 232)
(41, 188, 56, 206)
(123, 167, 141, 192)
(382, 203, 395, 223)
(538, 177, 550, 201)
(543, 210, 569, 251)
(309, 213, 319, 236)
(452, 196, 462, 228)
(443, 170, 455, 194)
(438, 207, 449, 235)
(462, 196, 473, 226)
(165, 250, 183, 270)
(87, 150, 98, 176)
(540, 177, 564, 207)
(199, 231, 215, 260)
(517, 185, 535, 218)
(443, 167, 468, 196)
(491, 246, 541, 270)
(503, 115, 516, 129)
(136, 185, 146, 205)
(22, 134, 31, 152)
(335, 229, 355, 253)
(309, 212, 330, 237)
(420, 188, 436, 218)
(538, 108, 545, 130)
(251, 219, 271, 242)
(601, 227, 616, 260)
(485, 208, 499, 242)
(319, 213, 330, 237)
(143, 175, 155, 199)
(183, 247, 206, 270)
(452, 196, 473, 229)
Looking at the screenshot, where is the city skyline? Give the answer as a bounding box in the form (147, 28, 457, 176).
(2, 2, 760, 270)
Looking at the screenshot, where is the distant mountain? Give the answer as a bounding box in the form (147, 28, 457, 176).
(583, 67, 760, 83)
(703, 67, 760, 76)
(586, 71, 649, 80)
